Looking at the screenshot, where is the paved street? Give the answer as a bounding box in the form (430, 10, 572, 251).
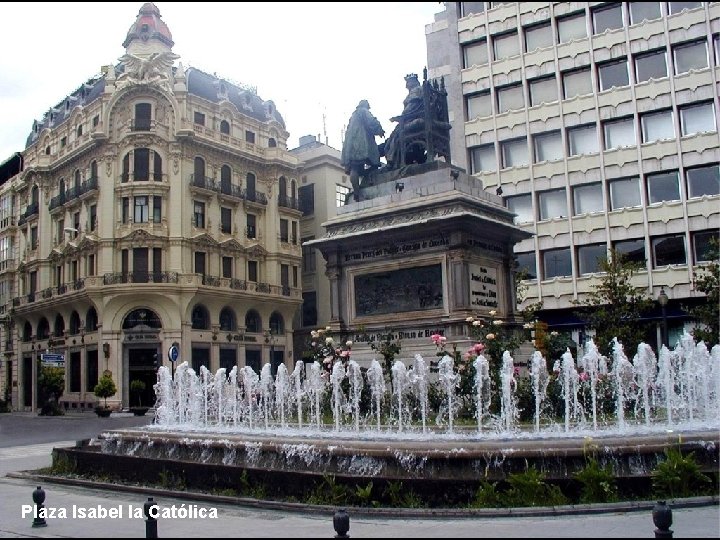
(0, 412, 718, 538)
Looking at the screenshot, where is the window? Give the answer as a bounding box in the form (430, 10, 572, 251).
(193, 112, 205, 126)
(497, 84, 524, 113)
(194, 252, 206, 275)
(89, 204, 97, 231)
(562, 68, 592, 99)
(463, 39, 488, 68)
(567, 124, 599, 156)
(592, 4, 623, 34)
(641, 110, 674, 142)
(635, 50, 668, 82)
(598, 59, 629, 91)
(578, 244, 607, 275)
(291, 221, 298, 245)
(246, 214, 257, 238)
(573, 183, 604, 215)
(248, 260, 258, 282)
(501, 138, 528, 168)
(470, 144, 496, 173)
(219, 307, 236, 331)
(60, 137, 67, 149)
(647, 171, 680, 204)
(134, 103, 151, 131)
(533, 131, 563, 162)
(715, 34, 720, 65)
(557, 13, 587, 44)
(493, 31, 520, 61)
(668, 2, 702, 15)
(280, 219, 289, 242)
(460, 2, 486, 17)
(57, 219, 65, 244)
(538, 189, 567, 220)
(298, 184, 315, 216)
(515, 252, 537, 280)
(336, 184, 351, 207)
(193, 201, 205, 228)
(122, 197, 129, 223)
(92, 115, 99, 128)
(693, 231, 719, 263)
(542, 248, 572, 279)
(245, 130, 256, 144)
(134, 196, 149, 223)
(222, 256, 233, 279)
(609, 177, 641, 210)
(466, 92, 492, 120)
(506, 194, 533, 224)
(302, 291, 318, 327)
(686, 164, 720, 198)
(88, 254, 95, 276)
(603, 117, 636, 150)
(674, 41, 708, 74)
(191, 304, 210, 330)
(629, 2, 662, 24)
(525, 22, 553, 52)
(652, 235, 686, 267)
(133, 148, 150, 181)
(680, 102, 716, 136)
(220, 120, 230, 135)
(529, 76, 557, 107)
(613, 239, 646, 265)
(302, 238, 316, 272)
(221, 207, 232, 234)
(152, 196, 161, 223)
(30, 226, 38, 250)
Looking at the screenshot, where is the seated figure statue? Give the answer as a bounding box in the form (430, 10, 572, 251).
(381, 73, 426, 170)
(341, 100, 385, 202)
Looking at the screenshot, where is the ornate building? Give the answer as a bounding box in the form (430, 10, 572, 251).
(3, 3, 303, 411)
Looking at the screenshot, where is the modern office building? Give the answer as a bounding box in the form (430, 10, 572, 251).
(426, 1, 720, 347)
(0, 2, 304, 411)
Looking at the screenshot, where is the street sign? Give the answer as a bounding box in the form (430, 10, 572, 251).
(41, 353, 65, 367)
(168, 343, 179, 363)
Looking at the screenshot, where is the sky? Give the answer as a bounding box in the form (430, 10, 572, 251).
(0, 2, 445, 161)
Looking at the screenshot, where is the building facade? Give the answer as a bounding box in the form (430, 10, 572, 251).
(0, 3, 304, 411)
(427, 1, 720, 346)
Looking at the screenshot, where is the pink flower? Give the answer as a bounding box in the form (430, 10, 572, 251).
(513, 367, 521, 376)
(472, 343, 485, 354)
(579, 372, 589, 382)
(430, 334, 442, 345)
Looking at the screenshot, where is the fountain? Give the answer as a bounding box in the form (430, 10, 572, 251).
(55, 333, 720, 505)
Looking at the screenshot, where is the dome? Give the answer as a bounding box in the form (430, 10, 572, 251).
(122, 2, 174, 49)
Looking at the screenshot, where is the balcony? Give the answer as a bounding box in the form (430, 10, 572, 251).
(103, 271, 179, 285)
(18, 203, 39, 226)
(130, 118, 154, 131)
(278, 194, 300, 211)
(243, 189, 268, 205)
(197, 275, 300, 298)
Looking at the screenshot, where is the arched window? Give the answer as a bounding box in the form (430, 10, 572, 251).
(269, 312, 284, 335)
(31, 186, 39, 206)
(245, 309, 261, 333)
(219, 307, 237, 331)
(69, 311, 81, 334)
(45, 146, 51, 155)
(37, 318, 50, 340)
(220, 120, 230, 135)
(58, 178, 66, 199)
(291, 179, 297, 200)
(278, 176, 287, 199)
(86, 307, 98, 331)
(191, 304, 210, 330)
(268, 138, 277, 148)
(54, 314, 65, 337)
(90, 160, 98, 181)
(122, 308, 162, 329)
(23, 321, 32, 342)
(194, 157, 205, 186)
(77, 125, 83, 137)
(221, 165, 232, 194)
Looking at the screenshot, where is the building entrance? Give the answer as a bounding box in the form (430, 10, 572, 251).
(128, 347, 158, 407)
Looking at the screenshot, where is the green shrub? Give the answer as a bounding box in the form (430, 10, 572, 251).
(502, 467, 568, 507)
(652, 446, 712, 498)
(93, 374, 117, 408)
(574, 457, 618, 503)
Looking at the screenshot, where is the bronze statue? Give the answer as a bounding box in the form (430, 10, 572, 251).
(340, 100, 385, 202)
(381, 73, 425, 169)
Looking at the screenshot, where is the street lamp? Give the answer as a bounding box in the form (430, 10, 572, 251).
(658, 287, 669, 348)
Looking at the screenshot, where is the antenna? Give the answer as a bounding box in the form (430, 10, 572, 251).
(322, 110, 328, 145)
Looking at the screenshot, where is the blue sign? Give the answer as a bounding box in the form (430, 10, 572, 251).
(168, 344, 179, 363)
(41, 353, 65, 366)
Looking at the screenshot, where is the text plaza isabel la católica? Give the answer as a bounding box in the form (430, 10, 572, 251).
(21, 504, 218, 520)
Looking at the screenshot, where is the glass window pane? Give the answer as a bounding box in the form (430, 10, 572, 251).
(461, 2, 486, 17)
(686, 164, 720, 197)
(674, 41, 708, 74)
(693, 231, 719, 263)
(598, 59, 629, 90)
(669, 2, 702, 15)
(529, 77, 558, 106)
(635, 50, 668, 82)
(538, 189, 568, 220)
(563, 68, 592, 99)
(613, 239, 646, 265)
(507, 195, 533, 224)
(463, 40, 488, 68)
(525, 22, 553, 52)
(578, 244, 607, 274)
(470, 144, 497, 173)
(653, 235, 686, 267)
(593, 4, 623, 34)
(604, 118, 636, 149)
(680, 103, 716, 135)
(568, 124, 599, 156)
(494, 32, 520, 61)
(573, 183, 604, 215)
(558, 13, 587, 44)
(629, 2, 662, 24)
(647, 171, 680, 204)
(543, 248, 572, 279)
(501, 139, 529, 168)
(641, 110, 674, 142)
(467, 92, 492, 120)
(609, 177, 641, 209)
(533, 131, 564, 162)
(497, 84, 524, 113)
(515, 252, 537, 280)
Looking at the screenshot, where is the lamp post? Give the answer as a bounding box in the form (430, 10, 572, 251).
(658, 287, 669, 348)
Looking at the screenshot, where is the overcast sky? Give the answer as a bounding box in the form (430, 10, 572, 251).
(0, 2, 444, 161)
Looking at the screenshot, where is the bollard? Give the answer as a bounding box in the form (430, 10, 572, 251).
(653, 500, 673, 539)
(143, 496, 158, 538)
(31, 486, 47, 527)
(333, 508, 350, 538)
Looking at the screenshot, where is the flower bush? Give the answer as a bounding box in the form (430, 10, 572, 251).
(303, 326, 354, 376)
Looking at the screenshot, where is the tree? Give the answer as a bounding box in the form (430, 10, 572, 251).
(687, 237, 719, 345)
(38, 366, 65, 416)
(94, 374, 117, 409)
(573, 249, 654, 356)
(130, 379, 146, 407)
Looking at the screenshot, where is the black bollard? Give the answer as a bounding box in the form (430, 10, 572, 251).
(653, 500, 673, 539)
(31, 486, 47, 528)
(333, 508, 350, 538)
(144, 496, 158, 538)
